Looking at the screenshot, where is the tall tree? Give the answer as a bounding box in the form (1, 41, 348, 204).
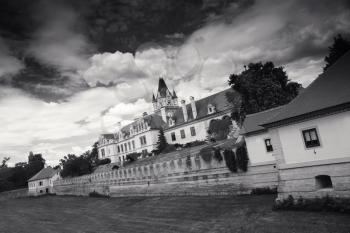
(1, 157, 10, 168)
(155, 129, 168, 154)
(324, 34, 350, 71)
(228, 62, 301, 124)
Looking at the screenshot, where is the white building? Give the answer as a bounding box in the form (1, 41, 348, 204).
(247, 52, 350, 199)
(28, 166, 60, 196)
(98, 78, 238, 164)
(242, 106, 283, 164)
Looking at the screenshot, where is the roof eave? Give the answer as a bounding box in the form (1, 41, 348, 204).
(261, 102, 350, 129)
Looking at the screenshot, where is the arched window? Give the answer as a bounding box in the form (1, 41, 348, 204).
(315, 175, 333, 190)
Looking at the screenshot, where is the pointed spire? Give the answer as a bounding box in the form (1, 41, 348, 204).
(152, 93, 156, 102)
(172, 89, 177, 99)
(157, 77, 170, 98)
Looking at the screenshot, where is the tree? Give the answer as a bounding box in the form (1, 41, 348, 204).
(27, 152, 45, 179)
(324, 34, 350, 71)
(228, 62, 301, 123)
(1, 157, 10, 168)
(60, 154, 93, 178)
(155, 129, 168, 154)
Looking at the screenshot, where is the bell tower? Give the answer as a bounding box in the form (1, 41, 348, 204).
(152, 77, 179, 122)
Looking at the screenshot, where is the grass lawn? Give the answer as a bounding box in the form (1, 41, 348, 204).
(0, 194, 349, 233)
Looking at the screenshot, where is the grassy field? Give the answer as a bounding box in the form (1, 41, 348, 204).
(0, 194, 349, 233)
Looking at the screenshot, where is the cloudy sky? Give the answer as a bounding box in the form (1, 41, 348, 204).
(0, 0, 349, 165)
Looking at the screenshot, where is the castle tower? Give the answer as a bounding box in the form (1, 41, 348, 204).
(153, 78, 179, 122)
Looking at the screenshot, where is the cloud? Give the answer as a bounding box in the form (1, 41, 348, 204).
(0, 38, 23, 77)
(27, 1, 93, 76)
(0, 85, 152, 165)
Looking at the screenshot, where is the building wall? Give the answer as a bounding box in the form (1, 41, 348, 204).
(54, 144, 278, 197)
(269, 110, 350, 199)
(245, 132, 276, 164)
(276, 111, 350, 164)
(98, 130, 160, 163)
(28, 178, 50, 196)
(28, 172, 60, 196)
(164, 113, 232, 145)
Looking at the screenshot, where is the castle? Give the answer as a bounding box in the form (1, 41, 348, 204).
(97, 78, 237, 163)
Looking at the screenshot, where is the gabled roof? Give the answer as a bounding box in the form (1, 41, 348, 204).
(28, 167, 58, 182)
(263, 51, 350, 127)
(242, 106, 284, 135)
(166, 88, 237, 128)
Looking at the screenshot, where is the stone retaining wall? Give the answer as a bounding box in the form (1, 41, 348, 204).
(54, 145, 278, 197)
(277, 160, 350, 200)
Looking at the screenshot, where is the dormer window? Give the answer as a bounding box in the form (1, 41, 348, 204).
(208, 104, 216, 114)
(169, 118, 175, 127)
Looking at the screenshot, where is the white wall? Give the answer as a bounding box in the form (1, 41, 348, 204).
(245, 132, 276, 164)
(277, 111, 350, 164)
(98, 130, 160, 163)
(165, 113, 231, 144)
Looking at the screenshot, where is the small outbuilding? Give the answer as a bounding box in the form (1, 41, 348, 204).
(28, 166, 60, 196)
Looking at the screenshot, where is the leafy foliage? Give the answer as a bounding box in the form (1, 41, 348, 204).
(324, 34, 350, 71)
(208, 117, 232, 141)
(199, 146, 214, 163)
(60, 154, 93, 178)
(125, 153, 141, 162)
(213, 148, 223, 162)
(228, 62, 301, 123)
(274, 195, 350, 213)
(236, 144, 249, 172)
(223, 149, 237, 173)
(1, 157, 10, 168)
(0, 152, 45, 192)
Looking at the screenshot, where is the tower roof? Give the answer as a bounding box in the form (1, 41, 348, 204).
(157, 78, 170, 98)
(172, 89, 177, 99)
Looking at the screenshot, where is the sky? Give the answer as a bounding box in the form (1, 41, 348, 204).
(0, 0, 349, 166)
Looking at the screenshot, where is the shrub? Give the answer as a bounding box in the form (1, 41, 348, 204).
(89, 191, 109, 198)
(185, 155, 192, 169)
(96, 158, 111, 166)
(184, 140, 206, 148)
(236, 144, 249, 172)
(162, 144, 177, 154)
(199, 146, 214, 163)
(213, 148, 223, 162)
(273, 195, 350, 213)
(112, 165, 119, 170)
(223, 149, 237, 172)
(126, 153, 141, 162)
(251, 187, 277, 195)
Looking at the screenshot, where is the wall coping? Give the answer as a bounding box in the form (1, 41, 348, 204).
(279, 156, 350, 170)
(250, 160, 276, 167)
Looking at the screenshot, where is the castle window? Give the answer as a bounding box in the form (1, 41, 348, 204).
(190, 127, 196, 136)
(315, 175, 333, 190)
(132, 140, 135, 149)
(171, 132, 176, 141)
(117, 146, 120, 153)
(302, 128, 320, 148)
(264, 138, 273, 152)
(128, 142, 131, 150)
(140, 136, 147, 146)
(101, 149, 105, 157)
(180, 129, 186, 139)
(124, 143, 127, 152)
(39, 181, 43, 186)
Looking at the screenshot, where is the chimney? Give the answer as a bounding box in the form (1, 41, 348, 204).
(190, 96, 197, 119)
(160, 107, 167, 122)
(181, 100, 188, 122)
